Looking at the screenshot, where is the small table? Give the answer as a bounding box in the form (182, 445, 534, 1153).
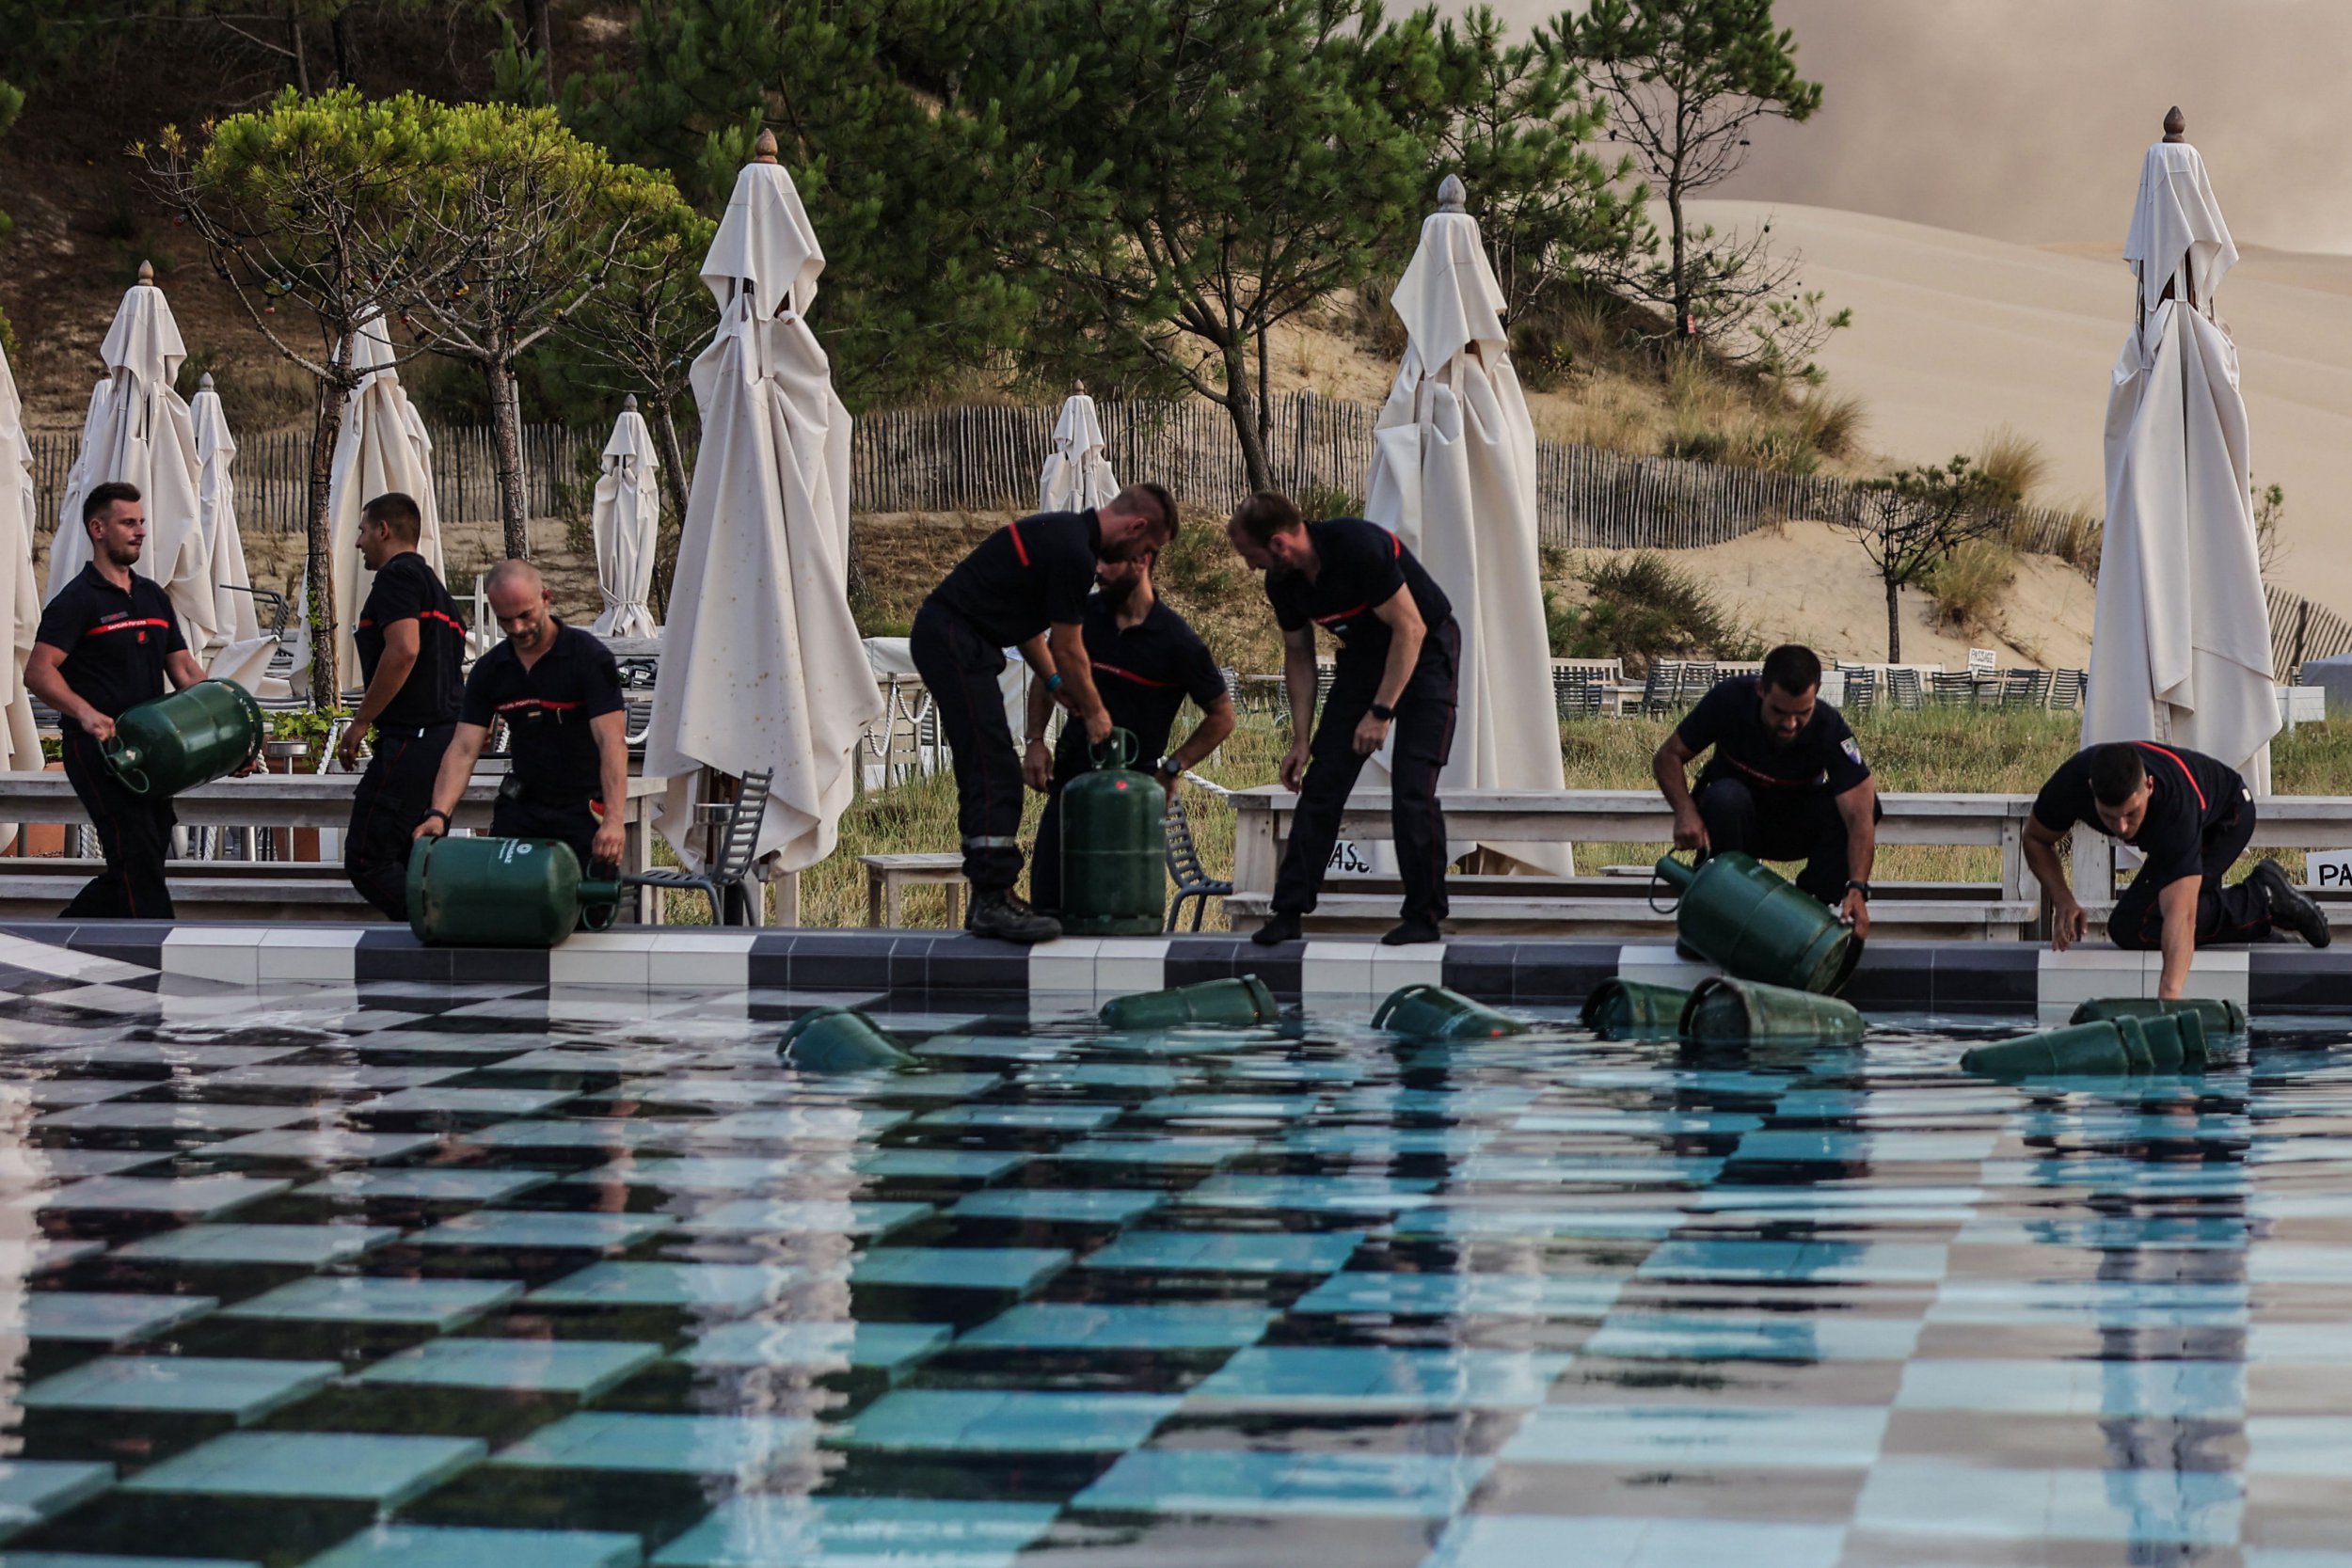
(861, 852, 968, 928)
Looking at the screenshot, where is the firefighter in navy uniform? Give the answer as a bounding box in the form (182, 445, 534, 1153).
(413, 560, 630, 875)
(2025, 739, 2329, 1001)
(25, 483, 215, 919)
(337, 491, 469, 920)
(911, 482, 1179, 943)
(1021, 546, 1236, 916)
(1224, 491, 1461, 947)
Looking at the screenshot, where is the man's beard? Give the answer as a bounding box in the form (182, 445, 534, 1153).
(1097, 574, 1140, 610)
(103, 541, 141, 568)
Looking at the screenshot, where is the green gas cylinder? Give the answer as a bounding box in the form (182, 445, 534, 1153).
(103, 679, 264, 797)
(1372, 983, 1526, 1040)
(778, 1007, 912, 1072)
(1580, 979, 1688, 1040)
(1961, 1022, 2137, 1078)
(1679, 976, 1867, 1049)
(1100, 975, 1279, 1031)
(2070, 996, 2248, 1037)
(1655, 852, 1862, 995)
(1060, 728, 1165, 936)
(405, 835, 624, 947)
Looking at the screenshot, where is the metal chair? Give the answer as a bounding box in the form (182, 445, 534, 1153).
(2001, 668, 2054, 709)
(2048, 668, 2087, 711)
(1930, 671, 1979, 707)
(1677, 662, 1719, 706)
(1888, 668, 1926, 712)
(1164, 794, 1232, 932)
(625, 768, 774, 925)
(1638, 661, 1681, 714)
(1842, 667, 1878, 715)
(1551, 669, 1604, 718)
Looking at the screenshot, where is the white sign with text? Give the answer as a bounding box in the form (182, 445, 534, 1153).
(2307, 847, 2352, 890)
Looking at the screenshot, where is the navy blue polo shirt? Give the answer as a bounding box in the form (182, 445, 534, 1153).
(356, 551, 467, 729)
(1051, 594, 1227, 780)
(460, 622, 626, 807)
(1677, 677, 1872, 800)
(2034, 742, 2249, 889)
(36, 563, 185, 718)
(1264, 518, 1453, 673)
(928, 509, 1101, 647)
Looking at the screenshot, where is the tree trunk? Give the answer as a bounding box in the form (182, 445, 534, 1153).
(1884, 574, 1901, 663)
(306, 380, 348, 707)
(485, 360, 532, 560)
(330, 4, 356, 87)
(526, 0, 556, 98)
(1220, 344, 1272, 495)
(1668, 185, 1690, 338)
(649, 394, 692, 619)
(287, 1, 310, 94)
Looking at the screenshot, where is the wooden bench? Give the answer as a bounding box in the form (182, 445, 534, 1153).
(861, 852, 967, 928)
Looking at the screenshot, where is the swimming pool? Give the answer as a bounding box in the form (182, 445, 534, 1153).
(0, 931, 2335, 1567)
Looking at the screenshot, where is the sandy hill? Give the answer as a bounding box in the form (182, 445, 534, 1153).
(1690, 200, 2352, 613)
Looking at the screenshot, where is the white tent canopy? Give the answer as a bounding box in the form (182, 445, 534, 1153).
(642, 141, 882, 876)
(2085, 131, 2278, 793)
(1359, 177, 1571, 876)
(1039, 388, 1119, 514)
(0, 338, 45, 844)
(589, 396, 661, 640)
(46, 264, 220, 657)
(326, 313, 445, 696)
(187, 373, 278, 690)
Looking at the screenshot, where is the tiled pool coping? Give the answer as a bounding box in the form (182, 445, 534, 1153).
(0, 922, 2344, 1018)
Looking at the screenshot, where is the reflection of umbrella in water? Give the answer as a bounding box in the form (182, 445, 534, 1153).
(1359, 176, 1571, 877)
(2084, 107, 2278, 792)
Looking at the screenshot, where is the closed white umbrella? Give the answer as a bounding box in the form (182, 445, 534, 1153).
(326, 311, 445, 696)
(187, 372, 278, 690)
(1039, 385, 1119, 513)
(589, 395, 661, 640)
(643, 134, 882, 876)
(2085, 117, 2279, 792)
(1360, 176, 1571, 877)
(45, 262, 219, 657)
(0, 338, 45, 845)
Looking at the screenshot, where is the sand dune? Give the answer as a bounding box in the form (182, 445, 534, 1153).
(1688, 200, 2352, 613)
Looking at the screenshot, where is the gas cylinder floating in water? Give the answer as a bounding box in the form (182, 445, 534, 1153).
(1961, 1013, 2208, 1079)
(777, 1007, 912, 1072)
(2070, 996, 2247, 1036)
(1580, 978, 1688, 1040)
(1654, 852, 1861, 995)
(1100, 975, 1278, 1031)
(1372, 983, 1526, 1040)
(103, 679, 264, 797)
(1678, 976, 1866, 1050)
(405, 835, 622, 947)
(1060, 728, 1165, 937)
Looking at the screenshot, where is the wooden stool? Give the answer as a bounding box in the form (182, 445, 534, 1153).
(861, 852, 970, 928)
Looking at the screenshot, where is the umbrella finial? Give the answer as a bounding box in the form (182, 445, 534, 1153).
(752, 127, 779, 165)
(1438, 174, 1467, 214)
(136, 259, 154, 286)
(1073, 377, 1086, 394)
(198, 372, 215, 391)
(622, 392, 639, 412)
(2163, 105, 2187, 142)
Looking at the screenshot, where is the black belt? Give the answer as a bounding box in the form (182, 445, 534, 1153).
(373, 720, 457, 739)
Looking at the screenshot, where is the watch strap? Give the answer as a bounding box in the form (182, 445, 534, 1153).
(1370, 703, 1396, 721)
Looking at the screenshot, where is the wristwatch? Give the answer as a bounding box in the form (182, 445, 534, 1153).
(1845, 879, 1872, 901)
(1369, 703, 1396, 721)
(1154, 754, 1182, 780)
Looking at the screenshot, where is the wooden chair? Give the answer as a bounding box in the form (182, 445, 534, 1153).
(1164, 794, 1232, 932)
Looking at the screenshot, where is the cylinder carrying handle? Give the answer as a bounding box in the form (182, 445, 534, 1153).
(100, 737, 150, 797)
(1649, 852, 1696, 915)
(1090, 726, 1139, 770)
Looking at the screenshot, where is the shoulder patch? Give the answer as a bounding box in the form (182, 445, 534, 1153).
(1841, 738, 1864, 764)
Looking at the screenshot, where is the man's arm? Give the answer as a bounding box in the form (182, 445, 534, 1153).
(2155, 875, 2200, 1000)
(338, 620, 420, 767)
(1355, 589, 1425, 757)
(25, 646, 108, 741)
(1047, 621, 1110, 746)
(1279, 628, 1317, 792)
(2023, 815, 2082, 950)
(1834, 777, 1879, 938)
(1652, 732, 1707, 851)
(1015, 632, 1054, 682)
(1161, 695, 1238, 800)
(1022, 671, 1055, 791)
(167, 650, 207, 690)
(414, 722, 490, 839)
(589, 709, 628, 867)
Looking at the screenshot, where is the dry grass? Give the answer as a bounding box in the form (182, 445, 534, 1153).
(1976, 424, 2054, 503)
(1927, 540, 2019, 636)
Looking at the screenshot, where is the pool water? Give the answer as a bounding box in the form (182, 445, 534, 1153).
(0, 959, 2342, 1566)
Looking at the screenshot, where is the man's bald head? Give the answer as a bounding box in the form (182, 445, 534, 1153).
(485, 559, 543, 598)
(485, 559, 555, 654)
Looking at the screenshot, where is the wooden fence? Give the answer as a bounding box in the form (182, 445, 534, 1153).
(28, 423, 591, 536)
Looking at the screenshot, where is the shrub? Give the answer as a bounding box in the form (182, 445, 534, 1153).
(1555, 550, 1758, 671)
(1975, 425, 2052, 502)
(1926, 539, 2016, 633)
(1798, 390, 1867, 461)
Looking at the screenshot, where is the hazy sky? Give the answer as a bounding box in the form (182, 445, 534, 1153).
(1483, 1, 2352, 253)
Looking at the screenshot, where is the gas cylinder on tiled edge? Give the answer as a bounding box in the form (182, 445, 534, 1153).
(406, 835, 622, 947)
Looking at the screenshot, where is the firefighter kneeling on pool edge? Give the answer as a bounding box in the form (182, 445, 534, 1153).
(411, 560, 631, 877)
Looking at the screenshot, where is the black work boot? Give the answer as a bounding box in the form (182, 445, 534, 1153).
(2253, 860, 2332, 948)
(966, 889, 1062, 945)
(1381, 917, 1443, 946)
(1251, 911, 1303, 947)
